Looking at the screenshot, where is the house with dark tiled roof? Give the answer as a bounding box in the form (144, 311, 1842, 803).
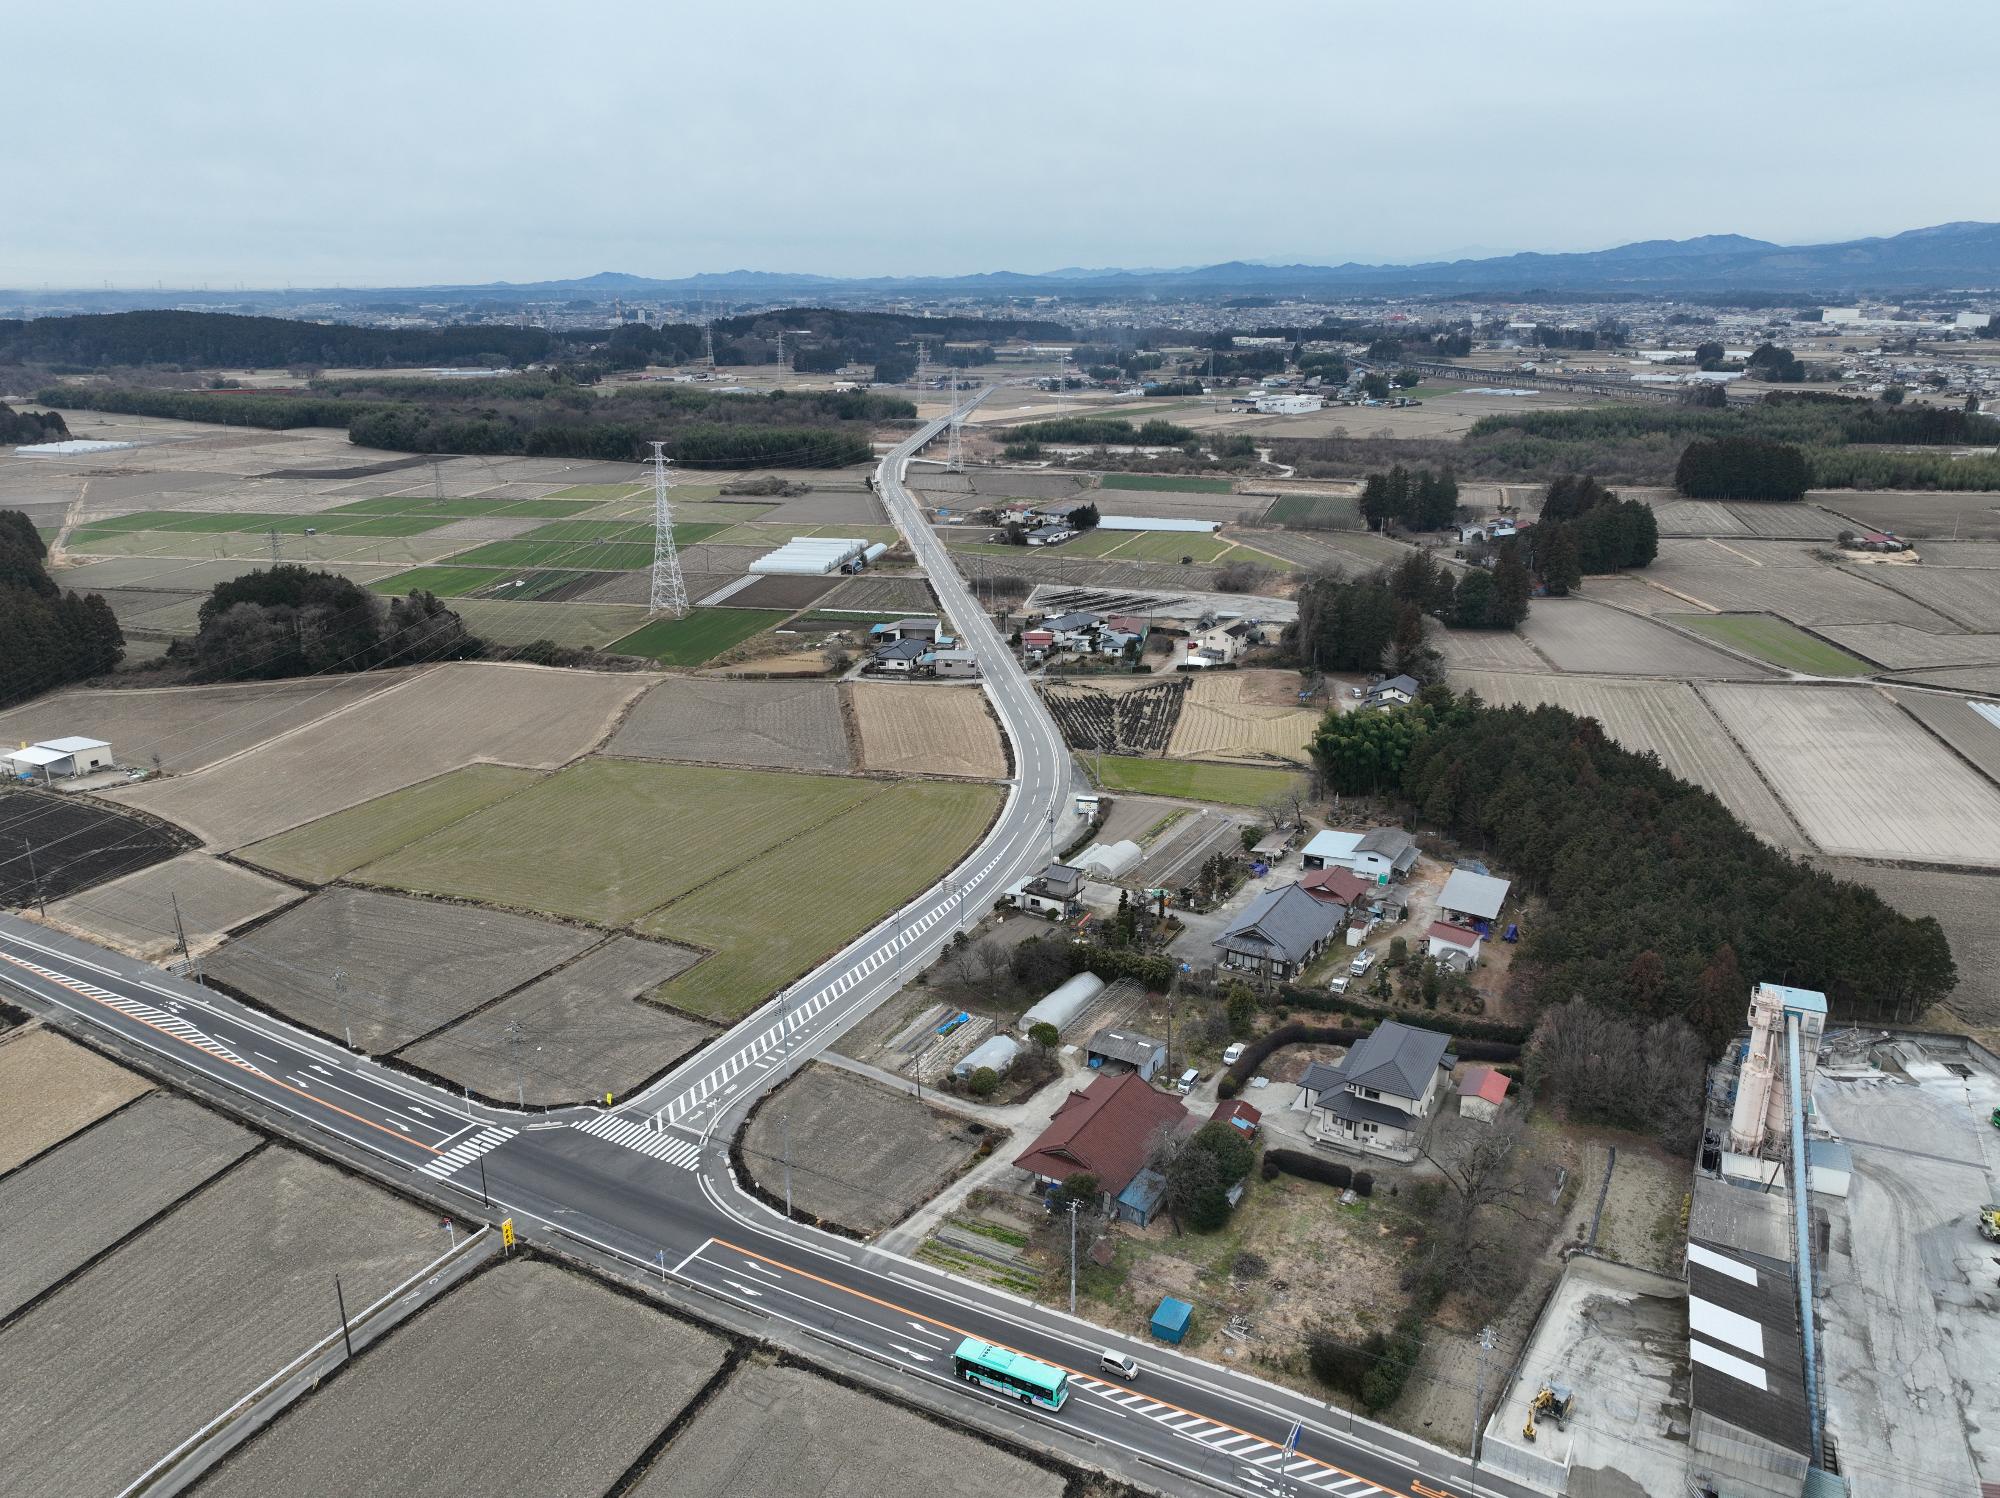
(1014, 1071, 1192, 1212)
(1300, 1019, 1450, 1161)
(1213, 884, 1342, 982)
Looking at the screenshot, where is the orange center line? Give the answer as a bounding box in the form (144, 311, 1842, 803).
(0, 949, 442, 1157)
(711, 1235, 1410, 1497)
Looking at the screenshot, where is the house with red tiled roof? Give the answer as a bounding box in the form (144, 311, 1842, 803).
(1459, 1066, 1511, 1124)
(1300, 866, 1373, 912)
(1210, 1098, 1262, 1137)
(1014, 1071, 1192, 1210)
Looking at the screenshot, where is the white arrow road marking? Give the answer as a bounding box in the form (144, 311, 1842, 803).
(907, 1322, 950, 1343)
(722, 1279, 763, 1298)
(889, 1344, 934, 1364)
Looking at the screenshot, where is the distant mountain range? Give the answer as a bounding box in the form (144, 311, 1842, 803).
(8, 222, 1999, 313)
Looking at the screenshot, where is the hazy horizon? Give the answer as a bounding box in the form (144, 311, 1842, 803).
(9, 0, 1997, 288)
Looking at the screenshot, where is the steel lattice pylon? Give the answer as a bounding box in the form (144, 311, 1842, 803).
(646, 441, 689, 618)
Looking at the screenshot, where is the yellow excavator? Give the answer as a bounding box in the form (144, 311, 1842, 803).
(1522, 1378, 1574, 1441)
(1978, 1204, 2000, 1243)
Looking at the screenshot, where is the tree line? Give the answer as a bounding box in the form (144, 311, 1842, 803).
(1358, 464, 1458, 532)
(0, 511, 124, 708)
(1399, 693, 1956, 1040)
(1674, 436, 1812, 501)
(1520, 474, 1658, 592)
(176, 564, 478, 682)
(2, 310, 551, 369)
(0, 402, 68, 445)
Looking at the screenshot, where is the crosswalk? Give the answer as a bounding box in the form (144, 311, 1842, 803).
(654, 844, 1010, 1130)
(419, 1125, 516, 1180)
(0, 951, 268, 1078)
(573, 1112, 703, 1169)
(1070, 1377, 1391, 1495)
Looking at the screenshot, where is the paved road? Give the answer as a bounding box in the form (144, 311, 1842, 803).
(0, 399, 1528, 1498)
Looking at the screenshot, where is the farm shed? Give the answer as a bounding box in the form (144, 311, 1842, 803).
(1459, 1066, 1510, 1123)
(1072, 840, 1142, 880)
(1017, 972, 1105, 1036)
(5, 737, 114, 779)
(1439, 868, 1510, 923)
(952, 1034, 1022, 1080)
(1087, 1027, 1167, 1081)
(932, 649, 980, 678)
(1114, 1168, 1168, 1227)
(1301, 829, 1363, 871)
(1151, 1296, 1193, 1345)
(1427, 919, 1484, 969)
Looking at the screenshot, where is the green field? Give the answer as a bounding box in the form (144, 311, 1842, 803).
(442, 539, 659, 571)
(87, 510, 458, 537)
(1267, 493, 1361, 528)
(353, 759, 881, 926)
(1097, 474, 1234, 494)
(515, 519, 659, 544)
(548, 483, 645, 501)
(240, 764, 538, 883)
(1099, 531, 1233, 563)
(1672, 614, 1873, 676)
(329, 497, 603, 518)
(645, 779, 1001, 1020)
(366, 565, 506, 597)
(609, 608, 789, 665)
(1091, 755, 1306, 806)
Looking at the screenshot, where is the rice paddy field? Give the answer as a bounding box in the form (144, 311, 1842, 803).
(609, 608, 789, 665)
(352, 758, 883, 926)
(240, 764, 539, 883)
(1701, 682, 2000, 867)
(605, 678, 852, 771)
(1517, 598, 1771, 677)
(848, 683, 1007, 777)
(1090, 755, 1306, 806)
(1671, 614, 1873, 676)
(643, 779, 1000, 1020)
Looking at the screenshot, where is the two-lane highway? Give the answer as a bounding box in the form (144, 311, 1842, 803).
(0, 395, 1525, 1498)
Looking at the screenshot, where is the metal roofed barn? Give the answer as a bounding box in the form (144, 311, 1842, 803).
(1439, 867, 1511, 922)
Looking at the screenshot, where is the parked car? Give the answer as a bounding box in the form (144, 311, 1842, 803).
(1175, 1067, 1201, 1093)
(1351, 947, 1378, 978)
(1222, 1043, 1245, 1066)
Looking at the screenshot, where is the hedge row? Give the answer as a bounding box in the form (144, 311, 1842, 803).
(1275, 983, 1532, 1045)
(1261, 1149, 1376, 1196)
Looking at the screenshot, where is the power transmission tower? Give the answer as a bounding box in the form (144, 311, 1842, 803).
(914, 338, 930, 394)
(267, 527, 281, 566)
(703, 320, 715, 367)
(430, 457, 445, 506)
(945, 406, 965, 472)
(774, 330, 786, 369)
(646, 441, 690, 618)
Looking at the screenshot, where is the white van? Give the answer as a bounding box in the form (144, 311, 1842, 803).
(1176, 1067, 1200, 1094)
(1328, 975, 1351, 996)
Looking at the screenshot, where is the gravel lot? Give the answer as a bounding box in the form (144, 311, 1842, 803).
(1454, 672, 1808, 850)
(1518, 597, 1770, 677)
(111, 662, 644, 847)
(0, 1147, 441, 1498)
(629, 1360, 1064, 1498)
(206, 887, 597, 1052)
(605, 678, 852, 771)
(0, 1029, 153, 1173)
(46, 851, 298, 961)
(398, 935, 710, 1103)
(0, 1093, 256, 1319)
(742, 1064, 989, 1233)
(850, 683, 1007, 777)
(239, 764, 540, 884)
(1703, 682, 2000, 866)
(197, 1259, 728, 1498)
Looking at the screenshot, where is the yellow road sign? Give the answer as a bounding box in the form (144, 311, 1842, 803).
(501, 1217, 515, 1249)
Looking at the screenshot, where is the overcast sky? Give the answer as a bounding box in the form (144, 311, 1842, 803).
(10, 0, 1996, 288)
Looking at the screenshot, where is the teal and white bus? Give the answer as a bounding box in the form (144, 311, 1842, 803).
(952, 1337, 1070, 1410)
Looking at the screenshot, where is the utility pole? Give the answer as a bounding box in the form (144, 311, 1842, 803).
(1472, 1324, 1496, 1488)
(646, 440, 689, 619)
(334, 1275, 355, 1361)
(333, 968, 351, 1050)
(170, 891, 200, 983)
(23, 840, 45, 916)
(1068, 1199, 1079, 1314)
(782, 1109, 793, 1218)
(478, 1154, 489, 1207)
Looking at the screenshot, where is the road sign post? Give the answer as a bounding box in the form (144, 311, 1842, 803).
(500, 1217, 515, 1251)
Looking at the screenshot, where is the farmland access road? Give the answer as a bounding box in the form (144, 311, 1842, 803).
(0, 394, 1527, 1498)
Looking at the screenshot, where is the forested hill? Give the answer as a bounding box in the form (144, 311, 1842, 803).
(0, 311, 555, 370)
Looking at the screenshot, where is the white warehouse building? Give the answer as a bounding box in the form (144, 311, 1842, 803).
(1256, 393, 1324, 415)
(748, 537, 870, 575)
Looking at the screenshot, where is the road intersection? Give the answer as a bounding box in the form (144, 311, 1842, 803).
(1, 398, 1522, 1498)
